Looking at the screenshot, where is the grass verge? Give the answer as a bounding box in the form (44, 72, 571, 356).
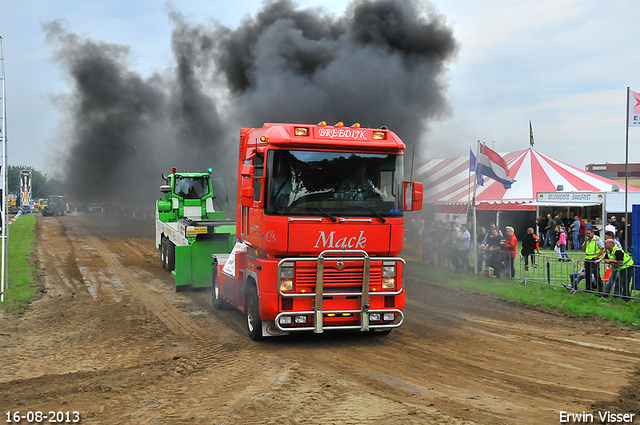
(1, 213, 37, 316)
(407, 262, 640, 328)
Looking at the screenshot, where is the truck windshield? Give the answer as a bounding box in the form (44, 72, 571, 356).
(266, 150, 404, 217)
(173, 176, 210, 199)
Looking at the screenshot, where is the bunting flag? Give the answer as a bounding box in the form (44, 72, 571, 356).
(629, 89, 640, 127)
(476, 144, 514, 189)
(529, 120, 535, 147)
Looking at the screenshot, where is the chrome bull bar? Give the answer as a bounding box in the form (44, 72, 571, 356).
(276, 249, 405, 333)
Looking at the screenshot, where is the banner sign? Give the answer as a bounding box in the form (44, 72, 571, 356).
(537, 192, 604, 204)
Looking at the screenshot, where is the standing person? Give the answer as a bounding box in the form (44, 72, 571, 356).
(610, 215, 620, 239)
(619, 216, 627, 251)
(583, 228, 606, 293)
(503, 226, 518, 278)
(455, 224, 471, 271)
(578, 216, 586, 248)
(485, 228, 504, 278)
(605, 219, 616, 235)
(603, 239, 634, 300)
(535, 214, 546, 242)
(556, 227, 570, 261)
(521, 227, 541, 271)
(591, 220, 600, 236)
(604, 231, 622, 249)
(554, 212, 563, 238)
(570, 215, 581, 251)
(443, 223, 457, 269)
(476, 227, 486, 273)
(434, 221, 447, 267)
(543, 214, 555, 248)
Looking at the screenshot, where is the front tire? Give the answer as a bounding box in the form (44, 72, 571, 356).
(166, 241, 175, 272)
(246, 286, 263, 340)
(161, 237, 167, 269)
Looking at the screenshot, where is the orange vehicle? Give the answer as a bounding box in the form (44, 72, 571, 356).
(213, 122, 423, 340)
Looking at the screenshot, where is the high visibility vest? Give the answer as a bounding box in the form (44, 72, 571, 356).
(584, 236, 602, 259)
(607, 245, 634, 271)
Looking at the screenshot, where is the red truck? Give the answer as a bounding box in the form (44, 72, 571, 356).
(213, 122, 423, 339)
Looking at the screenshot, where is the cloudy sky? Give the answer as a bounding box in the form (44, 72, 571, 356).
(2, 0, 639, 179)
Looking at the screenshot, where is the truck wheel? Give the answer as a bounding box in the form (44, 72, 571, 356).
(161, 237, 167, 269)
(167, 241, 175, 272)
(246, 286, 263, 340)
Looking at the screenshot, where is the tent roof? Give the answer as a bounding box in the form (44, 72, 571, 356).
(416, 148, 639, 207)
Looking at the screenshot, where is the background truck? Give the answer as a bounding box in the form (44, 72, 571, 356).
(213, 122, 423, 340)
(41, 195, 66, 216)
(156, 169, 236, 292)
(7, 194, 18, 214)
(34, 198, 45, 213)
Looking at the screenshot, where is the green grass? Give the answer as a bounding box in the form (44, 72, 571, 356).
(407, 262, 640, 328)
(1, 213, 38, 315)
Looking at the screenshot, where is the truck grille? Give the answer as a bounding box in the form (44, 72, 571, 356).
(295, 262, 382, 291)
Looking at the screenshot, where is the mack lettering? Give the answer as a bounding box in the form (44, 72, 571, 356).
(315, 230, 367, 249)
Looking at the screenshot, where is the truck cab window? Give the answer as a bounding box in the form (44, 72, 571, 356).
(174, 176, 210, 199)
(253, 154, 264, 202)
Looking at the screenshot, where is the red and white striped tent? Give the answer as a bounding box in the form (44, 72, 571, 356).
(416, 147, 640, 212)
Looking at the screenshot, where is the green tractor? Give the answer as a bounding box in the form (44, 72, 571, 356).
(155, 170, 236, 292)
(42, 195, 66, 217)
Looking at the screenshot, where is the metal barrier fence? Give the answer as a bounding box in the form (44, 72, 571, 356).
(514, 251, 640, 301)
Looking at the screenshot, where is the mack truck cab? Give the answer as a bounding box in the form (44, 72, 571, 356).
(156, 170, 236, 292)
(213, 122, 423, 340)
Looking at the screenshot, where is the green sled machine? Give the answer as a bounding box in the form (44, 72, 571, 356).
(155, 168, 236, 292)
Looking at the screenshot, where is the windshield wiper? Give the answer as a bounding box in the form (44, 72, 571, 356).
(315, 207, 337, 222)
(351, 205, 387, 223)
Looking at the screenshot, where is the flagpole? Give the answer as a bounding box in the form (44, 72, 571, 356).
(0, 37, 6, 303)
(625, 87, 630, 251)
(472, 140, 482, 275)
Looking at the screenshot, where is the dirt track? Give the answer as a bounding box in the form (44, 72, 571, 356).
(1, 212, 639, 424)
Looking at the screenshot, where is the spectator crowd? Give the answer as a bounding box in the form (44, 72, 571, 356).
(407, 211, 636, 300)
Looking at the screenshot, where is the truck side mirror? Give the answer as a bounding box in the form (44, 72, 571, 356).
(241, 164, 254, 177)
(241, 179, 254, 207)
(403, 181, 423, 211)
(240, 164, 254, 207)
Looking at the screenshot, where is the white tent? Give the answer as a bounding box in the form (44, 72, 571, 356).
(416, 148, 640, 211)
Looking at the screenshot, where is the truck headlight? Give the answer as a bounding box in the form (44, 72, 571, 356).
(279, 279, 293, 292)
(294, 315, 307, 324)
(382, 277, 395, 289)
(369, 313, 381, 322)
(382, 265, 396, 277)
(383, 313, 395, 321)
(279, 316, 292, 325)
(280, 265, 294, 279)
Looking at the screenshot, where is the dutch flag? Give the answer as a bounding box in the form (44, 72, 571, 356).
(475, 144, 514, 189)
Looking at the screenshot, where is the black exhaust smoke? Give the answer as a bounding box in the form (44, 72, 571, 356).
(44, 0, 457, 205)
